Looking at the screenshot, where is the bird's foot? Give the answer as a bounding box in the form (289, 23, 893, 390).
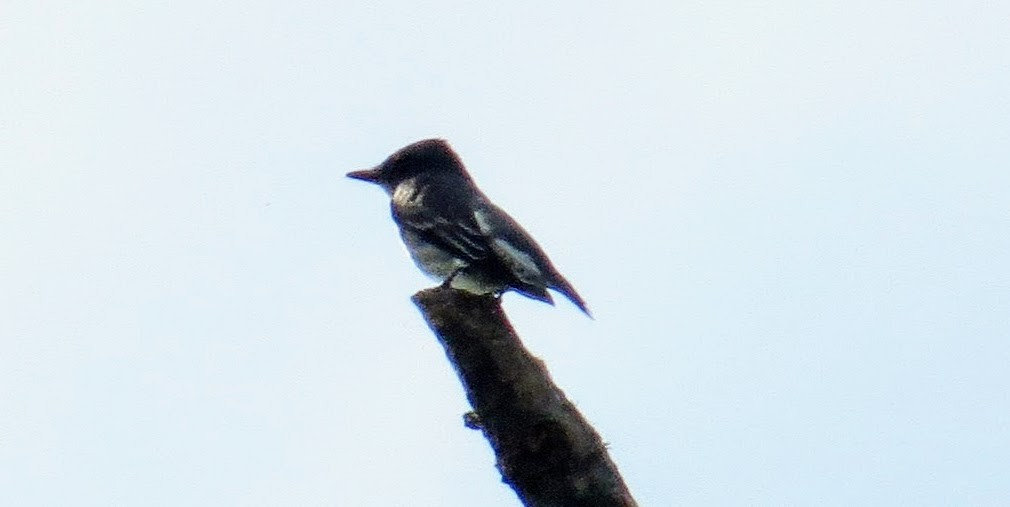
(440, 267, 465, 289)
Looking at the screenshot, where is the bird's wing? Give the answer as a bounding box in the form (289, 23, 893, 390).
(392, 190, 491, 263)
(472, 204, 550, 287)
(474, 202, 592, 316)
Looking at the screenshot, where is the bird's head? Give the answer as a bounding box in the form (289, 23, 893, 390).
(347, 138, 465, 192)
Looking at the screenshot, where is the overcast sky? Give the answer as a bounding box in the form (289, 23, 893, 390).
(3, 1, 1009, 505)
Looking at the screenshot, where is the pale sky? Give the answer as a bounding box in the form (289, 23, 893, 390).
(3, 2, 1009, 505)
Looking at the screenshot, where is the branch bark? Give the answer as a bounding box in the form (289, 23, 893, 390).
(412, 287, 637, 507)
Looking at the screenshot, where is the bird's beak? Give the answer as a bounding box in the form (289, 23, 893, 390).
(346, 167, 383, 183)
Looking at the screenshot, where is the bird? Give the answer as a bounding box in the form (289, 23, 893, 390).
(347, 139, 590, 317)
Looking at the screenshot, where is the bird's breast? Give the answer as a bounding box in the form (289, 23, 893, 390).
(398, 227, 463, 279)
(398, 228, 504, 295)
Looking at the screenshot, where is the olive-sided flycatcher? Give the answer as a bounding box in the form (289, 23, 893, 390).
(347, 139, 590, 316)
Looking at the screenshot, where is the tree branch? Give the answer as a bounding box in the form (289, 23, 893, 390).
(412, 287, 637, 507)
